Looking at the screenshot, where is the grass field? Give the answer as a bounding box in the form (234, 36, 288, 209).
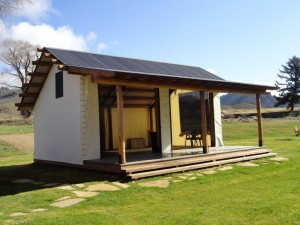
(0, 118, 300, 224)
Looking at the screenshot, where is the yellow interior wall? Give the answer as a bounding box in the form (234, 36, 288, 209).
(170, 90, 211, 147)
(111, 108, 150, 149)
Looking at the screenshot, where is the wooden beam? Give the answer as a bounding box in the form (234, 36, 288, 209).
(51, 58, 59, 64)
(58, 64, 67, 70)
(124, 88, 155, 93)
(116, 85, 126, 164)
(91, 75, 270, 95)
(209, 93, 216, 147)
(154, 88, 162, 152)
(28, 72, 48, 77)
(37, 47, 44, 52)
(99, 96, 154, 101)
(32, 61, 52, 66)
(200, 91, 208, 154)
(102, 104, 150, 108)
(107, 108, 113, 150)
(19, 93, 38, 97)
(24, 83, 43, 87)
(256, 93, 263, 147)
(65, 66, 115, 77)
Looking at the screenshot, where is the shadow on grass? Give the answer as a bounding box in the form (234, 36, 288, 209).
(0, 163, 121, 197)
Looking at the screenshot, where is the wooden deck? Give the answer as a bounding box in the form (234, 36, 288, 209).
(83, 146, 276, 179)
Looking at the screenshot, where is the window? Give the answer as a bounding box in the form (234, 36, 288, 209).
(178, 91, 210, 133)
(55, 71, 63, 98)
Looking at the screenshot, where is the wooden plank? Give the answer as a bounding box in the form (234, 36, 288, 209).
(15, 103, 34, 107)
(128, 153, 277, 179)
(256, 93, 263, 146)
(32, 61, 52, 66)
(116, 85, 126, 164)
(107, 108, 113, 150)
(98, 85, 106, 153)
(209, 93, 216, 147)
(19, 93, 38, 97)
(200, 91, 208, 153)
(28, 72, 48, 77)
(66, 66, 115, 77)
(99, 96, 155, 101)
(122, 148, 270, 172)
(91, 75, 271, 95)
(154, 88, 162, 152)
(24, 83, 43, 87)
(124, 88, 155, 93)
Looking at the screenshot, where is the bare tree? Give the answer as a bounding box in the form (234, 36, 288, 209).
(0, 39, 40, 92)
(0, 0, 31, 16)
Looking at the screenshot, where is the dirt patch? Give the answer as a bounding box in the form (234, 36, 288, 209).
(0, 134, 34, 153)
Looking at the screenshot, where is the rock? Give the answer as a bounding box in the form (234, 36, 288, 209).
(196, 173, 204, 176)
(162, 177, 173, 180)
(138, 180, 169, 188)
(173, 180, 183, 183)
(57, 196, 72, 202)
(10, 212, 27, 217)
(111, 182, 130, 189)
(237, 162, 259, 167)
(178, 175, 188, 180)
(218, 166, 233, 171)
(12, 179, 34, 184)
(86, 183, 120, 191)
(188, 177, 196, 180)
(72, 191, 98, 198)
(32, 208, 47, 212)
(50, 198, 85, 208)
(270, 157, 289, 162)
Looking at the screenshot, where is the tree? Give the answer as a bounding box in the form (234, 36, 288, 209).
(274, 56, 300, 112)
(0, 39, 39, 92)
(0, 0, 31, 17)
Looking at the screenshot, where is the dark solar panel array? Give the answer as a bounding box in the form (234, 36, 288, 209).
(46, 48, 224, 81)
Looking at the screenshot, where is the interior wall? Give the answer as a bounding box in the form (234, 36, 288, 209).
(110, 108, 150, 149)
(34, 67, 83, 165)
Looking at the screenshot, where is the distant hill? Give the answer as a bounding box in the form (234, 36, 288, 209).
(0, 87, 22, 119)
(221, 93, 277, 109)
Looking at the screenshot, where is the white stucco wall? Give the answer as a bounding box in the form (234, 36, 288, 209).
(159, 88, 172, 153)
(34, 67, 83, 165)
(213, 93, 224, 146)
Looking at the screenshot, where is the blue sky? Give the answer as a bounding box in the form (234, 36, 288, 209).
(2, 0, 300, 88)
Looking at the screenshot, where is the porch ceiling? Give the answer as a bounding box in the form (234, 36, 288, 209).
(16, 47, 277, 111)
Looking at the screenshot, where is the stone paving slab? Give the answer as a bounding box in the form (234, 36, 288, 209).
(202, 170, 217, 175)
(86, 183, 120, 191)
(184, 173, 194, 176)
(76, 183, 85, 188)
(112, 182, 130, 189)
(57, 196, 72, 202)
(32, 208, 47, 212)
(12, 179, 34, 184)
(138, 180, 169, 188)
(173, 180, 182, 183)
(270, 157, 289, 162)
(10, 212, 27, 217)
(238, 162, 259, 167)
(178, 175, 188, 180)
(0, 212, 3, 215)
(218, 166, 233, 171)
(73, 191, 99, 198)
(51, 198, 85, 208)
(56, 185, 74, 190)
(188, 177, 196, 180)
(196, 173, 204, 176)
(162, 177, 173, 180)
(42, 183, 61, 187)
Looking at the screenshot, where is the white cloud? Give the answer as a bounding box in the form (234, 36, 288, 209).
(7, 22, 87, 51)
(86, 31, 97, 43)
(97, 42, 107, 52)
(16, 0, 57, 22)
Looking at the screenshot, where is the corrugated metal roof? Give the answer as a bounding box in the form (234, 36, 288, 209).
(46, 47, 224, 81)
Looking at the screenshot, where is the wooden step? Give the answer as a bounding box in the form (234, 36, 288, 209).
(122, 148, 270, 173)
(128, 152, 277, 180)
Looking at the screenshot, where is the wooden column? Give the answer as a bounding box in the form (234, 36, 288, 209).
(256, 93, 263, 147)
(200, 91, 208, 154)
(107, 108, 113, 150)
(116, 85, 126, 164)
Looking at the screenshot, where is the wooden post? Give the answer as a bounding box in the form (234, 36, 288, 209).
(116, 85, 126, 164)
(107, 108, 113, 150)
(209, 93, 216, 147)
(256, 93, 263, 147)
(200, 91, 208, 154)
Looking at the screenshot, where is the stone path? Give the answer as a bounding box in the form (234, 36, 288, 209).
(4, 154, 287, 216)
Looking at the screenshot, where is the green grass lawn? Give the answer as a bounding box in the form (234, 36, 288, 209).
(0, 119, 300, 225)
